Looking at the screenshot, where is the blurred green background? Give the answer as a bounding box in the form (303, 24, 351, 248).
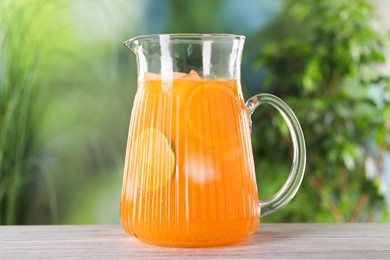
(1, 0, 389, 225)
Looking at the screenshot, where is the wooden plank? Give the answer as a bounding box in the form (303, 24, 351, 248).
(0, 224, 389, 259)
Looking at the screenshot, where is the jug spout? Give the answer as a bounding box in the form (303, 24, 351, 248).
(124, 35, 168, 55)
(124, 38, 138, 54)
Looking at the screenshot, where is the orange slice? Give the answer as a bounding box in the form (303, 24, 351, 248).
(186, 82, 239, 146)
(143, 72, 160, 80)
(129, 128, 175, 190)
(142, 71, 199, 81)
(179, 70, 202, 80)
(173, 72, 187, 79)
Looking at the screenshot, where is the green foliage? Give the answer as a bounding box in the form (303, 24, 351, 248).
(168, 0, 224, 32)
(65, 169, 122, 224)
(0, 0, 66, 224)
(255, 0, 389, 222)
(0, 0, 134, 224)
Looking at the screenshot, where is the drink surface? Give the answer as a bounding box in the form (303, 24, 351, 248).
(120, 71, 260, 247)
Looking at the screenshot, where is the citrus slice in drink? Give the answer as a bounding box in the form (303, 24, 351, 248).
(129, 128, 175, 190)
(180, 70, 202, 80)
(186, 82, 239, 146)
(143, 72, 160, 80)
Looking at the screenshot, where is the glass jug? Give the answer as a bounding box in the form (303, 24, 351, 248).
(120, 34, 306, 247)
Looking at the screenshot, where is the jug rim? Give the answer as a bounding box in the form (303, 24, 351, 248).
(124, 33, 245, 47)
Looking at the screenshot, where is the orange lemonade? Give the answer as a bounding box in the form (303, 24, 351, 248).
(120, 71, 260, 247)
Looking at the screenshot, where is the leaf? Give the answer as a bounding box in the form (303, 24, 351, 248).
(251, 0, 389, 222)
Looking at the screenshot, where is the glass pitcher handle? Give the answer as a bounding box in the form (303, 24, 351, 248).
(246, 93, 306, 217)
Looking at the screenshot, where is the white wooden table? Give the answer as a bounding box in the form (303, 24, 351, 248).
(0, 224, 389, 259)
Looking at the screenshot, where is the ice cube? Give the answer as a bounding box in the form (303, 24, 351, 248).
(184, 157, 219, 183)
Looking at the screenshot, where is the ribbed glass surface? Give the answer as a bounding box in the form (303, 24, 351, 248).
(120, 76, 260, 247)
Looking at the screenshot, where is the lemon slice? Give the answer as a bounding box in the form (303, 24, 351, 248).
(186, 82, 239, 146)
(129, 128, 175, 190)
